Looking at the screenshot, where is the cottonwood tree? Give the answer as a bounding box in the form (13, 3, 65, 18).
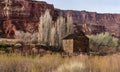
(38, 9, 52, 46)
(54, 15, 66, 48)
(66, 14, 74, 34)
(38, 10, 74, 49)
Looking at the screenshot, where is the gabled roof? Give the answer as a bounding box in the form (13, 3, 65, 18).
(62, 31, 87, 40)
(63, 34, 77, 39)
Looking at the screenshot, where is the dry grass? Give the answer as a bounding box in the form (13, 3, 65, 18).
(0, 53, 65, 72)
(0, 53, 120, 72)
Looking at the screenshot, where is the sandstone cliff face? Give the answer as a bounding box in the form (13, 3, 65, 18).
(0, 0, 120, 39)
(62, 10, 120, 38)
(0, 0, 60, 38)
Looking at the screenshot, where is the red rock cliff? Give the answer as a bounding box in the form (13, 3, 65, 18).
(62, 10, 120, 38)
(0, 0, 60, 38)
(0, 0, 120, 38)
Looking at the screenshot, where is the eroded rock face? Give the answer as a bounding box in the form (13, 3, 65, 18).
(0, 0, 58, 38)
(0, 0, 120, 38)
(62, 10, 120, 38)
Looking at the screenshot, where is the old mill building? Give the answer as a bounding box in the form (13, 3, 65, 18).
(62, 27, 89, 54)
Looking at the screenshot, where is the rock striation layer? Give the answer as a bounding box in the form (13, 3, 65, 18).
(0, 0, 59, 38)
(62, 10, 120, 38)
(0, 0, 120, 39)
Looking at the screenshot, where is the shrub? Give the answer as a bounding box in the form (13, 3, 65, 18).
(87, 32, 119, 54)
(0, 43, 12, 53)
(88, 32, 119, 47)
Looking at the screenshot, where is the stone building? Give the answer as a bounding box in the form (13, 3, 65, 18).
(62, 31, 89, 54)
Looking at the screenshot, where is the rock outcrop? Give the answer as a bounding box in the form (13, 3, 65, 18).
(0, 0, 59, 38)
(62, 10, 120, 38)
(0, 0, 120, 39)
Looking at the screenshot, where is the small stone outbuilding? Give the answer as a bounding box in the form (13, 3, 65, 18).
(62, 32, 89, 54)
